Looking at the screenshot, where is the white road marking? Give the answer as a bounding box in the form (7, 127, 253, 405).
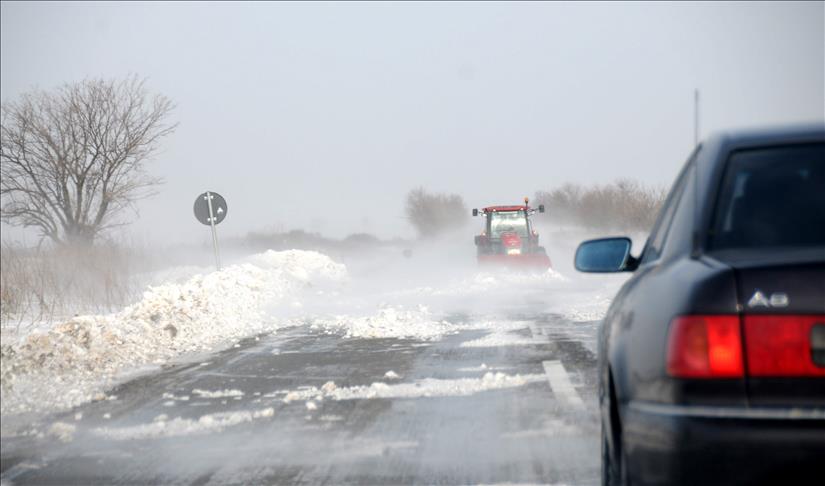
(542, 360, 584, 409)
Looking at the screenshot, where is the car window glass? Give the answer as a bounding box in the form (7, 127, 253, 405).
(661, 162, 697, 260)
(641, 161, 692, 264)
(489, 211, 528, 238)
(708, 143, 825, 251)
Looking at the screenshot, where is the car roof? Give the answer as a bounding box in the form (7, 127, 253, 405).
(697, 123, 825, 185)
(708, 123, 824, 150)
(692, 123, 825, 254)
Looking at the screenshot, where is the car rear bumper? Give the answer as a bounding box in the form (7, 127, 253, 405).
(622, 401, 825, 486)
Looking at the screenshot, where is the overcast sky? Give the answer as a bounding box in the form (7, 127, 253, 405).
(2, 1, 823, 244)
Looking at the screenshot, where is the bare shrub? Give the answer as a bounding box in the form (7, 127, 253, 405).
(535, 179, 667, 232)
(0, 242, 152, 328)
(405, 187, 469, 238)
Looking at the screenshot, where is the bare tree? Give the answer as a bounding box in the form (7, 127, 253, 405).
(405, 187, 469, 238)
(1, 77, 176, 245)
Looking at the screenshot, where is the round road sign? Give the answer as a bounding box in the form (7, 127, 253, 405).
(193, 191, 228, 226)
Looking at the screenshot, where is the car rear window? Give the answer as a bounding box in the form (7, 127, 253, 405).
(708, 143, 825, 251)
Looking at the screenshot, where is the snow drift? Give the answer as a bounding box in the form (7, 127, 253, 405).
(0, 250, 347, 415)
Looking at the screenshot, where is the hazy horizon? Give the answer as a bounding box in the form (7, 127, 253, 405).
(2, 1, 823, 245)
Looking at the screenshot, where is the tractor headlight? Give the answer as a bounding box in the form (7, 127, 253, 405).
(506, 248, 521, 255)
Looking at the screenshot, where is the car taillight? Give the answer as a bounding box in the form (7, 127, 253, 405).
(744, 315, 825, 377)
(666, 315, 744, 378)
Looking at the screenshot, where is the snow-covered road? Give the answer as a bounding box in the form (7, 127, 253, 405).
(1, 244, 628, 485)
(2, 315, 603, 485)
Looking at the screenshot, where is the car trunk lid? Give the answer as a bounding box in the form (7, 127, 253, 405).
(730, 254, 825, 406)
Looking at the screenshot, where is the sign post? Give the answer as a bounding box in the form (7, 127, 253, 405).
(193, 191, 228, 271)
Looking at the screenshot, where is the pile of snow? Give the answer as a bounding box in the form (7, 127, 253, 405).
(278, 372, 545, 403)
(310, 305, 456, 340)
(192, 389, 244, 399)
(93, 407, 275, 441)
(0, 250, 347, 415)
(248, 250, 347, 287)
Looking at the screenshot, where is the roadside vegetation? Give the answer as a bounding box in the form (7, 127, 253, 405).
(0, 233, 402, 329)
(534, 180, 667, 232)
(0, 76, 176, 328)
(0, 242, 154, 328)
(405, 187, 469, 239)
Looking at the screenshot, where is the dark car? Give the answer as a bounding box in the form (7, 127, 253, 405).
(574, 125, 825, 486)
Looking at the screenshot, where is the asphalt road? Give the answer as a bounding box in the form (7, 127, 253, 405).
(1, 310, 602, 485)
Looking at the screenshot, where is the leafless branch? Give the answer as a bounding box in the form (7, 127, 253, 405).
(0, 76, 176, 245)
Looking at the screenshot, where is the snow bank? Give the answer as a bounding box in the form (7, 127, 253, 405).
(0, 250, 346, 415)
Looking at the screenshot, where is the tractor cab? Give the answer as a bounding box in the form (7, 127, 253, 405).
(472, 198, 552, 269)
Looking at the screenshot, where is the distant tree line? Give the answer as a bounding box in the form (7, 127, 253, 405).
(405, 187, 469, 238)
(534, 180, 667, 232)
(402, 181, 664, 238)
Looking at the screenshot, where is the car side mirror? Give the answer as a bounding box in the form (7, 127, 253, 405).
(472, 208, 478, 217)
(574, 237, 635, 272)
(539, 204, 545, 213)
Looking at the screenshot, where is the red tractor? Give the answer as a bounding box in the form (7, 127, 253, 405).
(472, 198, 552, 269)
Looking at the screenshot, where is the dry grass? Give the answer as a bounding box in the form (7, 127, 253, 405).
(0, 243, 154, 329)
(535, 180, 667, 232)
